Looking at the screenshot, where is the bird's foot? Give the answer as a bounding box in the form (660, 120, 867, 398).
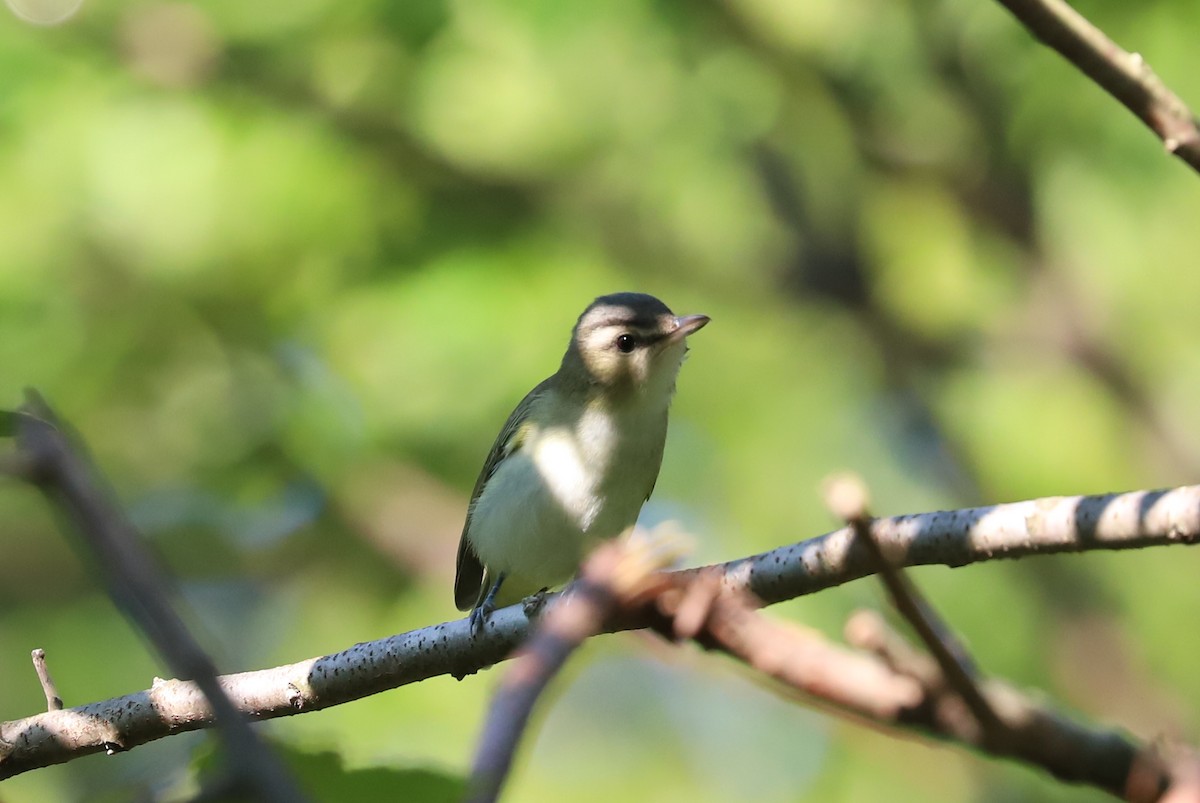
(521, 587, 551, 619)
(468, 601, 493, 636)
(469, 573, 506, 636)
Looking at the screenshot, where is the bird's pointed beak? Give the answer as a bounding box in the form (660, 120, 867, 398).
(668, 314, 710, 343)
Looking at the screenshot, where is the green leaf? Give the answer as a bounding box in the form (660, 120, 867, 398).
(192, 740, 466, 803)
(0, 409, 20, 438)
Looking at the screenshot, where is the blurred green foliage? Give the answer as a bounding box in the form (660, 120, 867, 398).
(1, 0, 1198, 800)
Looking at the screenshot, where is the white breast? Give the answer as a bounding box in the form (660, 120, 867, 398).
(535, 421, 605, 531)
(466, 396, 669, 604)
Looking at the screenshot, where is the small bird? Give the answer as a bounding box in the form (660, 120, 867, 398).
(455, 292, 709, 632)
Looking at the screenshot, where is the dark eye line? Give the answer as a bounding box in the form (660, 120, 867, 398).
(613, 329, 670, 352)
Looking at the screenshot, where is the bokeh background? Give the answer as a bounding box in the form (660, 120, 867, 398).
(1, 0, 1198, 800)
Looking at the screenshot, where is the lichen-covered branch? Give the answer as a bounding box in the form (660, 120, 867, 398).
(726, 484, 1200, 605)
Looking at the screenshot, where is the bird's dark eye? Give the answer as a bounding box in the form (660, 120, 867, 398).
(616, 333, 636, 353)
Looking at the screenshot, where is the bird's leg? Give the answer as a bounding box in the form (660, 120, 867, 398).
(469, 572, 506, 635)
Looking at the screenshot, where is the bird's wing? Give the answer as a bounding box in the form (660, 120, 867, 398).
(454, 378, 553, 611)
(642, 410, 670, 502)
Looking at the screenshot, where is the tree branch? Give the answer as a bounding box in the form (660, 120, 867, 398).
(535, 534, 1164, 799)
(841, 610, 1157, 798)
(1, 481, 1197, 782)
(465, 540, 668, 803)
(992, 0, 1200, 173)
(826, 474, 1005, 746)
(3, 394, 306, 801)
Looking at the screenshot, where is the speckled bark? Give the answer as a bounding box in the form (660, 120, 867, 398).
(3, 484, 1198, 779)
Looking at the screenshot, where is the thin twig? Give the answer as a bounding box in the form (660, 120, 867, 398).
(993, 0, 1200, 173)
(666, 580, 926, 720)
(466, 535, 681, 803)
(30, 650, 63, 712)
(840, 610, 1158, 797)
(824, 473, 1006, 746)
(6, 393, 307, 802)
(645, 564, 1154, 798)
(465, 559, 614, 803)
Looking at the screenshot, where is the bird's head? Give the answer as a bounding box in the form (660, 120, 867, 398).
(561, 292, 709, 399)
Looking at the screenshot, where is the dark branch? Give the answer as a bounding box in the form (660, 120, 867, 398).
(825, 474, 1005, 745)
(4, 393, 306, 802)
(466, 544, 640, 803)
(635, 543, 1160, 799)
(843, 611, 1158, 797)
